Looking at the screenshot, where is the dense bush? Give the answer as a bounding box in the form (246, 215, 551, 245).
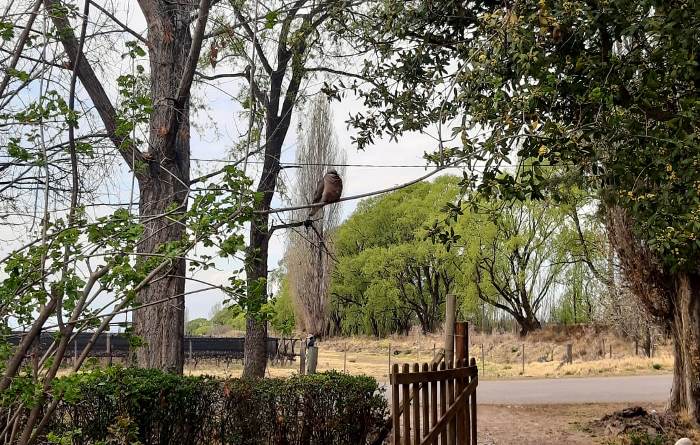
(44, 367, 387, 445)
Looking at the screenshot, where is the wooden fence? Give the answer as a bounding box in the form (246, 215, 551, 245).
(390, 320, 477, 445)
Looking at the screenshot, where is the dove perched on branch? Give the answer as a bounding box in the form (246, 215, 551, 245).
(308, 169, 343, 217)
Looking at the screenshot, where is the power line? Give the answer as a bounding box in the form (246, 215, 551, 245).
(191, 159, 469, 169)
(191, 159, 581, 170)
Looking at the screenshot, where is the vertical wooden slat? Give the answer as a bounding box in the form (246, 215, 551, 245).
(465, 322, 470, 363)
(439, 362, 447, 445)
(430, 362, 438, 444)
(402, 363, 411, 445)
(455, 322, 467, 363)
(465, 358, 471, 445)
(392, 363, 400, 445)
(412, 363, 420, 445)
(469, 357, 478, 444)
(421, 363, 429, 440)
(447, 359, 456, 445)
(455, 323, 467, 444)
(456, 359, 467, 444)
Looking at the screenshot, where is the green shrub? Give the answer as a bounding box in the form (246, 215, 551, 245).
(45, 367, 387, 445)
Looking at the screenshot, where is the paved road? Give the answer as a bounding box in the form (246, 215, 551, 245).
(384, 374, 673, 405)
(477, 374, 672, 404)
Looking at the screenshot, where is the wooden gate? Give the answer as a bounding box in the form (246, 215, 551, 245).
(390, 319, 477, 445)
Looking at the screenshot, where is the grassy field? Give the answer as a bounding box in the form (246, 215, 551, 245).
(185, 326, 673, 383)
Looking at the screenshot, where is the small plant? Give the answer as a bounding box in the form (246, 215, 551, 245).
(652, 363, 663, 370)
(628, 432, 665, 445)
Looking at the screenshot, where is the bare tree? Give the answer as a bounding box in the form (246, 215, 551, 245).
(206, 0, 369, 377)
(286, 96, 345, 336)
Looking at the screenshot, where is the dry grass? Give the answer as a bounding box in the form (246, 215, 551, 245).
(185, 326, 673, 383)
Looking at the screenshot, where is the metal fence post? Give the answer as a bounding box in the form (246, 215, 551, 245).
(106, 333, 112, 366)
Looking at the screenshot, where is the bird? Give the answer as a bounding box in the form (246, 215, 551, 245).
(308, 169, 343, 217)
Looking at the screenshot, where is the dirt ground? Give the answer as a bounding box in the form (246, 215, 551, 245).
(477, 403, 665, 445)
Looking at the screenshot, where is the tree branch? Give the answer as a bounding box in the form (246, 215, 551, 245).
(88, 0, 148, 45)
(306, 66, 374, 83)
(194, 70, 248, 81)
(175, 0, 211, 107)
(0, 0, 41, 98)
(43, 0, 144, 172)
(232, 5, 273, 75)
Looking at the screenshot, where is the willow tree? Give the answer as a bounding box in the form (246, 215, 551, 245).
(348, 0, 700, 422)
(285, 96, 345, 336)
(471, 198, 570, 336)
(330, 177, 463, 336)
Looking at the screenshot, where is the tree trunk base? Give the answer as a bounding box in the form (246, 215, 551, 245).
(668, 272, 700, 426)
(243, 315, 267, 378)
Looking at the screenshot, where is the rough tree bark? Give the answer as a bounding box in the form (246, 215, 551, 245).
(608, 207, 700, 424)
(669, 273, 700, 422)
(130, 0, 194, 374)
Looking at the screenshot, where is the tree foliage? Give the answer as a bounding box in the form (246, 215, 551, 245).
(467, 197, 571, 335)
(330, 176, 463, 336)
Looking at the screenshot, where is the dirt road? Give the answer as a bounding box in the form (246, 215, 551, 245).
(384, 374, 672, 405)
(478, 374, 672, 404)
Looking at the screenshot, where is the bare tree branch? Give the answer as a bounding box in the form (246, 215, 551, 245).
(44, 0, 145, 172)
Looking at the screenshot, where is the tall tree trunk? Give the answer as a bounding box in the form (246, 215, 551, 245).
(668, 272, 700, 424)
(46, 0, 206, 373)
(243, 210, 271, 377)
(132, 7, 192, 373)
(243, 125, 284, 377)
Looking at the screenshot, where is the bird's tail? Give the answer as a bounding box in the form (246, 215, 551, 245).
(308, 203, 322, 217)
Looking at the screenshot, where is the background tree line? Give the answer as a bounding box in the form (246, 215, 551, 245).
(273, 174, 622, 339)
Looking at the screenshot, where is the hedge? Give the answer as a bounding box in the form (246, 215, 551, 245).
(43, 367, 388, 445)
